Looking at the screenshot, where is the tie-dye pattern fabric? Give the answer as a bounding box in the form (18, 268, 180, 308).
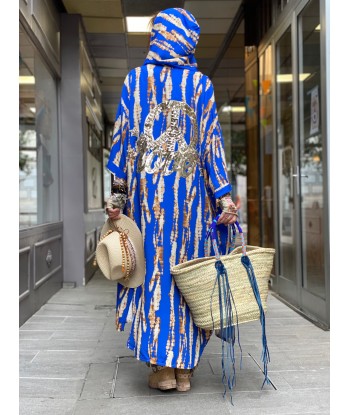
(106, 8, 232, 369)
(144, 8, 199, 70)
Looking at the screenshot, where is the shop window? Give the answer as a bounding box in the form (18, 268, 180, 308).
(19, 24, 59, 228)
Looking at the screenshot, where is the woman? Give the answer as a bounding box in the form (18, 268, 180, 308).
(106, 8, 238, 392)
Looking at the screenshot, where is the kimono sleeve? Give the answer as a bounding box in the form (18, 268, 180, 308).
(202, 78, 232, 199)
(106, 77, 130, 179)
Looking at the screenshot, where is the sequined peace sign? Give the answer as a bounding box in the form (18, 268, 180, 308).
(137, 100, 199, 177)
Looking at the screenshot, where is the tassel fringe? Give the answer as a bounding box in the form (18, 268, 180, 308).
(211, 259, 243, 405)
(241, 255, 271, 387)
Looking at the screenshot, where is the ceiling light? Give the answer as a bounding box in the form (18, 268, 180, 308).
(230, 106, 246, 113)
(222, 105, 246, 113)
(315, 24, 321, 31)
(277, 73, 310, 83)
(126, 16, 152, 33)
(19, 76, 35, 84)
(29, 107, 36, 113)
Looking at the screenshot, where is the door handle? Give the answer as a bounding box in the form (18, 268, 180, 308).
(292, 174, 308, 178)
(291, 166, 308, 196)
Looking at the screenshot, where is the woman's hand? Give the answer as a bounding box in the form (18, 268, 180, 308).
(217, 211, 237, 225)
(217, 195, 238, 225)
(106, 207, 121, 220)
(105, 195, 122, 220)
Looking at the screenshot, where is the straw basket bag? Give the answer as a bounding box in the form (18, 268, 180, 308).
(172, 216, 275, 397)
(171, 243, 275, 330)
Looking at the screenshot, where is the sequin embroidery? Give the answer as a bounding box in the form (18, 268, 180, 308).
(137, 100, 199, 177)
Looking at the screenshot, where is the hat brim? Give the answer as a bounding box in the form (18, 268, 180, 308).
(96, 215, 145, 288)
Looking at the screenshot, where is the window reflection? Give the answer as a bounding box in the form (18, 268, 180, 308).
(276, 26, 297, 282)
(19, 24, 59, 228)
(298, 0, 325, 298)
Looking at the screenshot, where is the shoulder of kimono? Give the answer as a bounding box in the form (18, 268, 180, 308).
(124, 66, 145, 83)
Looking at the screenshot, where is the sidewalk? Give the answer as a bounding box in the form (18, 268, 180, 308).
(19, 270, 330, 415)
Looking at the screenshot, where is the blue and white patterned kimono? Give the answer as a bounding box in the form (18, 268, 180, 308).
(107, 8, 232, 369)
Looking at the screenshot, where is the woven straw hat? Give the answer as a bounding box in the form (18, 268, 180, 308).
(96, 215, 145, 288)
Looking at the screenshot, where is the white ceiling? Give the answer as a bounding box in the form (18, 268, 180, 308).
(62, 0, 245, 124)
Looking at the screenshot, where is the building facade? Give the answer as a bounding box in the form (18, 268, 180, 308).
(19, 0, 330, 329)
(19, 0, 106, 325)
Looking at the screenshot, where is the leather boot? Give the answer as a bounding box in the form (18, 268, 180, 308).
(148, 366, 176, 390)
(175, 368, 192, 392)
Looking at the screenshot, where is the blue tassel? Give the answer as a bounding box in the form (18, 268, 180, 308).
(208, 217, 270, 404)
(241, 255, 271, 387)
(211, 259, 243, 405)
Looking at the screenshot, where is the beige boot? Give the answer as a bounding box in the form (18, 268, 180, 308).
(175, 368, 192, 392)
(148, 366, 176, 390)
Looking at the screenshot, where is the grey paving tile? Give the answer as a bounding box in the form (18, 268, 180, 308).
(279, 369, 330, 389)
(112, 360, 171, 398)
(221, 388, 330, 414)
(20, 322, 68, 331)
(64, 316, 109, 324)
(267, 342, 329, 353)
(40, 303, 97, 310)
(50, 329, 103, 340)
(89, 347, 127, 364)
(35, 308, 110, 318)
(26, 316, 67, 324)
(75, 381, 329, 415)
(79, 379, 114, 400)
(47, 290, 116, 306)
(99, 329, 121, 341)
(23, 320, 106, 332)
(19, 331, 55, 340)
(19, 378, 84, 399)
(19, 350, 40, 365)
(86, 362, 117, 379)
(19, 397, 76, 415)
(191, 370, 276, 394)
(30, 350, 96, 365)
(19, 361, 89, 379)
(261, 351, 329, 371)
(207, 355, 263, 375)
(191, 358, 214, 375)
(19, 338, 99, 351)
(74, 393, 234, 415)
(79, 363, 117, 400)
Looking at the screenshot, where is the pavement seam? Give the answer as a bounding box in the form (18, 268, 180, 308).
(71, 299, 114, 413)
(110, 357, 120, 398)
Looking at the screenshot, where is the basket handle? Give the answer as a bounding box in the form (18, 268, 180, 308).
(206, 215, 247, 258)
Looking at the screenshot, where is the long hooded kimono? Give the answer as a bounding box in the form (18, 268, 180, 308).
(106, 8, 232, 369)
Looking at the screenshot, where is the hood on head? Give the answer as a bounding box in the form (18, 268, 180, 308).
(144, 8, 200, 69)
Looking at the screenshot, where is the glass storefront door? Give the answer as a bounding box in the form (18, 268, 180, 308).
(273, 0, 328, 326)
(298, 0, 326, 300)
(276, 26, 298, 302)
